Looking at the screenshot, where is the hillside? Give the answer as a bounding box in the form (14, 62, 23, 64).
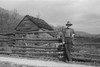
(75, 31, 100, 38)
(75, 31, 93, 37)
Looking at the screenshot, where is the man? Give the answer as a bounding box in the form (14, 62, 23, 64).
(64, 21, 75, 62)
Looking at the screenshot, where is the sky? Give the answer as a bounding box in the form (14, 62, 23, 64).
(0, 0, 100, 34)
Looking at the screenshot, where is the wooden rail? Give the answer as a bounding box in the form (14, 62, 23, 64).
(15, 31, 57, 34)
(11, 52, 63, 55)
(12, 38, 60, 40)
(71, 52, 100, 57)
(11, 45, 57, 49)
(11, 38, 62, 43)
(14, 40, 62, 43)
(73, 46, 98, 50)
(73, 43, 100, 46)
(12, 48, 59, 52)
(72, 56, 100, 62)
(0, 40, 9, 42)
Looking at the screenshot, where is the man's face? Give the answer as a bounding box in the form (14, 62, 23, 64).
(66, 26, 70, 28)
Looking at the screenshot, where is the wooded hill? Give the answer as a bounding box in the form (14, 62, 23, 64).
(0, 7, 22, 33)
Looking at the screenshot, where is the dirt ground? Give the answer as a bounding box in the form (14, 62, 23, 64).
(0, 55, 95, 67)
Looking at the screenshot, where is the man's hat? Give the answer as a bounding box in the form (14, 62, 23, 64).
(66, 21, 72, 26)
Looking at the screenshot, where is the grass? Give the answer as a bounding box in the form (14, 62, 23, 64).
(71, 37, 100, 66)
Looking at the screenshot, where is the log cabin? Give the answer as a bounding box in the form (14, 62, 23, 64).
(15, 15, 56, 47)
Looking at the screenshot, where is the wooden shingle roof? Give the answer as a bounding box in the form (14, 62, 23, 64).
(15, 15, 54, 31)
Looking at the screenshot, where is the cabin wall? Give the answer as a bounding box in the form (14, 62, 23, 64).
(25, 29, 53, 39)
(25, 29, 54, 46)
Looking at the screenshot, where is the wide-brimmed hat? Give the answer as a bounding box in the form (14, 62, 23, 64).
(66, 21, 72, 26)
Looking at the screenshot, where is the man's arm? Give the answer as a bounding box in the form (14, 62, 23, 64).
(71, 28, 75, 38)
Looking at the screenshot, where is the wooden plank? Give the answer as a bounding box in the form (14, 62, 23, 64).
(73, 46, 97, 50)
(0, 46, 58, 50)
(0, 51, 63, 56)
(18, 55, 58, 59)
(0, 46, 12, 48)
(12, 45, 57, 49)
(71, 52, 100, 59)
(15, 31, 57, 34)
(0, 51, 11, 54)
(23, 41, 61, 43)
(12, 38, 60, 41)
(14, 54, 59, 60)
(73, 46, 100, 53)
(12, 52, 63, 55)
(12, 48, 59, 52)
(0, 36, 9, 39)
(0, 40, 8, 42)
(73, 43, 100, 46)
(71, 52, 100, 57)
(0, 33, 15, 36)
(11, 38, 62, 43)
(72, 56, 100, 62)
